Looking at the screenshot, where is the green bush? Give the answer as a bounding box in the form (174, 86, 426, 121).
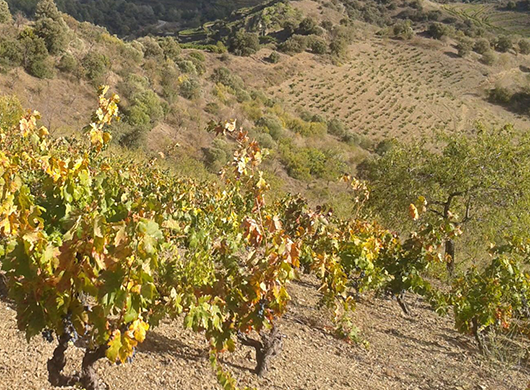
(480, 50, 497, 66)
(308, 35, 327, 54)
(473, 38, 490, 54)
(57, 52, 77, 73)
(428, 22, 451, 40)
(488, 86, 512, 104)
(278, 35, 307, 54)
(393, 20, 413, 40)
(327, 118, 346, 138)
(0, 95, 23, 128)
(519, 39, 530, 55)
(456, 37, 473, 57)
(268, 51, 280, 63)
(82, 52, 109, 81)
(228, 29, 260, 56)
(179, 77, 201, 100)
(495, 35, 513, 53)
(158, 37, 181, 61)
(0, 38, 22, 67)
(256, 115, 285, 140)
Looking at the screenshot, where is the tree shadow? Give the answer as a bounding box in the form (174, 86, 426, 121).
(385, 328, 464, 355)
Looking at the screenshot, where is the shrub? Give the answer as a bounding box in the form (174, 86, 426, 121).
(297, 17, 319, 35)
(428, 22, 450, 40)
(0, 95, 23, 128)
(0, 0, 12, 24)
(228, 29, 260, 56)
(188, 50, 205, 62)
(176, 59, 197, 74)
(82, 52, 109, 81)
(34, 0, 68, 55)
(327, 118, 346, 138)
(210, 67, 244, 90)
(308, 36, 327, 54)
(57, 52, 77, 73)
(278, 35, 307, 54)
(480, 50, 497, 66)
(179, 77, 201, 99)
(495, 35, 513, 53)
(138, 36, 163, 58)
(256, 115, 285, 140)
(0, 38, 22, 67)
(393, 20, 413, 40)
(456, 37, 473, 57)
(329, 36, 348, 57)
(473, 38, 490, 54)
(158, 37, 181, 60)
(488, 86, 512, 104)
(519, 39, 530, 55)
(268, 51, 280, 63)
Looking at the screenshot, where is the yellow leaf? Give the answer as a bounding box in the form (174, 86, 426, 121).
(409, 203, 419, 221)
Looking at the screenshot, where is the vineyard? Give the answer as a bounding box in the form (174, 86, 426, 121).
(1, 89, 530, 390)
(268, 38, 530, 142)
(444, 3, 530, 37)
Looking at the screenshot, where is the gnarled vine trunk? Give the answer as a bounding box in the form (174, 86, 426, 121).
(47, 332, 108, 390)
(239, 327, 283, 377)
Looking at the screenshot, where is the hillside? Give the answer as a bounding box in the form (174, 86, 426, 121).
(1, 0, 530, 390)
(1, 276, 528, 390)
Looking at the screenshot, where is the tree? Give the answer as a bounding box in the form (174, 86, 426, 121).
(228, 29, 260, 56)
(0, 0, 12, 24)
(34, 0, 68, 54)
(359, 125, 530, 276)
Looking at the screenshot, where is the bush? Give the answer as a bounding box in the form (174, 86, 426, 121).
(278, 35, 307, 54)
(308, 36, 327, 54)
(473, 38, 490, 54)
(456, 37, 473, 57)
(495, 35, 513, 53)
(176, 59, 197, 74)
(268, 51, 280, 63)
(329, 36, 347, 57)
(138, 36, 164, 58)
(519, 39, 530, 55)
(82, 52, 109, 81)
(488, 86, 512, 104)
(327, 118, 346, 138)
(0, 95, 23, 128)
(393, 20, 413, 40)
(210, 67, 244, 90)
(0, 38, 22, 67)
(57, 52, 77, 73)
(297, 17, 319, 35)
(188, 51, 205, 62)
(0, 0, 11, 24)
(428, 22, 450, 40)
(158, 37, 181, 61)
(228, 29, 260, 56)
(179, 77, 201, 99)
(256, 115, 285, 140)
(480, 50, 497, 66)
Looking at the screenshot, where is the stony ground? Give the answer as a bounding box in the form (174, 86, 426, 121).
(0, 275, 528, 390)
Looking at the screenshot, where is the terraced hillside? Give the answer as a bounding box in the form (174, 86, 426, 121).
(268, 37, 530, 142)
(444, 2, 530, 37)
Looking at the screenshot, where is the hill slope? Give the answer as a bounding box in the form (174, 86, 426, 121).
(0, 276, 528, 390)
